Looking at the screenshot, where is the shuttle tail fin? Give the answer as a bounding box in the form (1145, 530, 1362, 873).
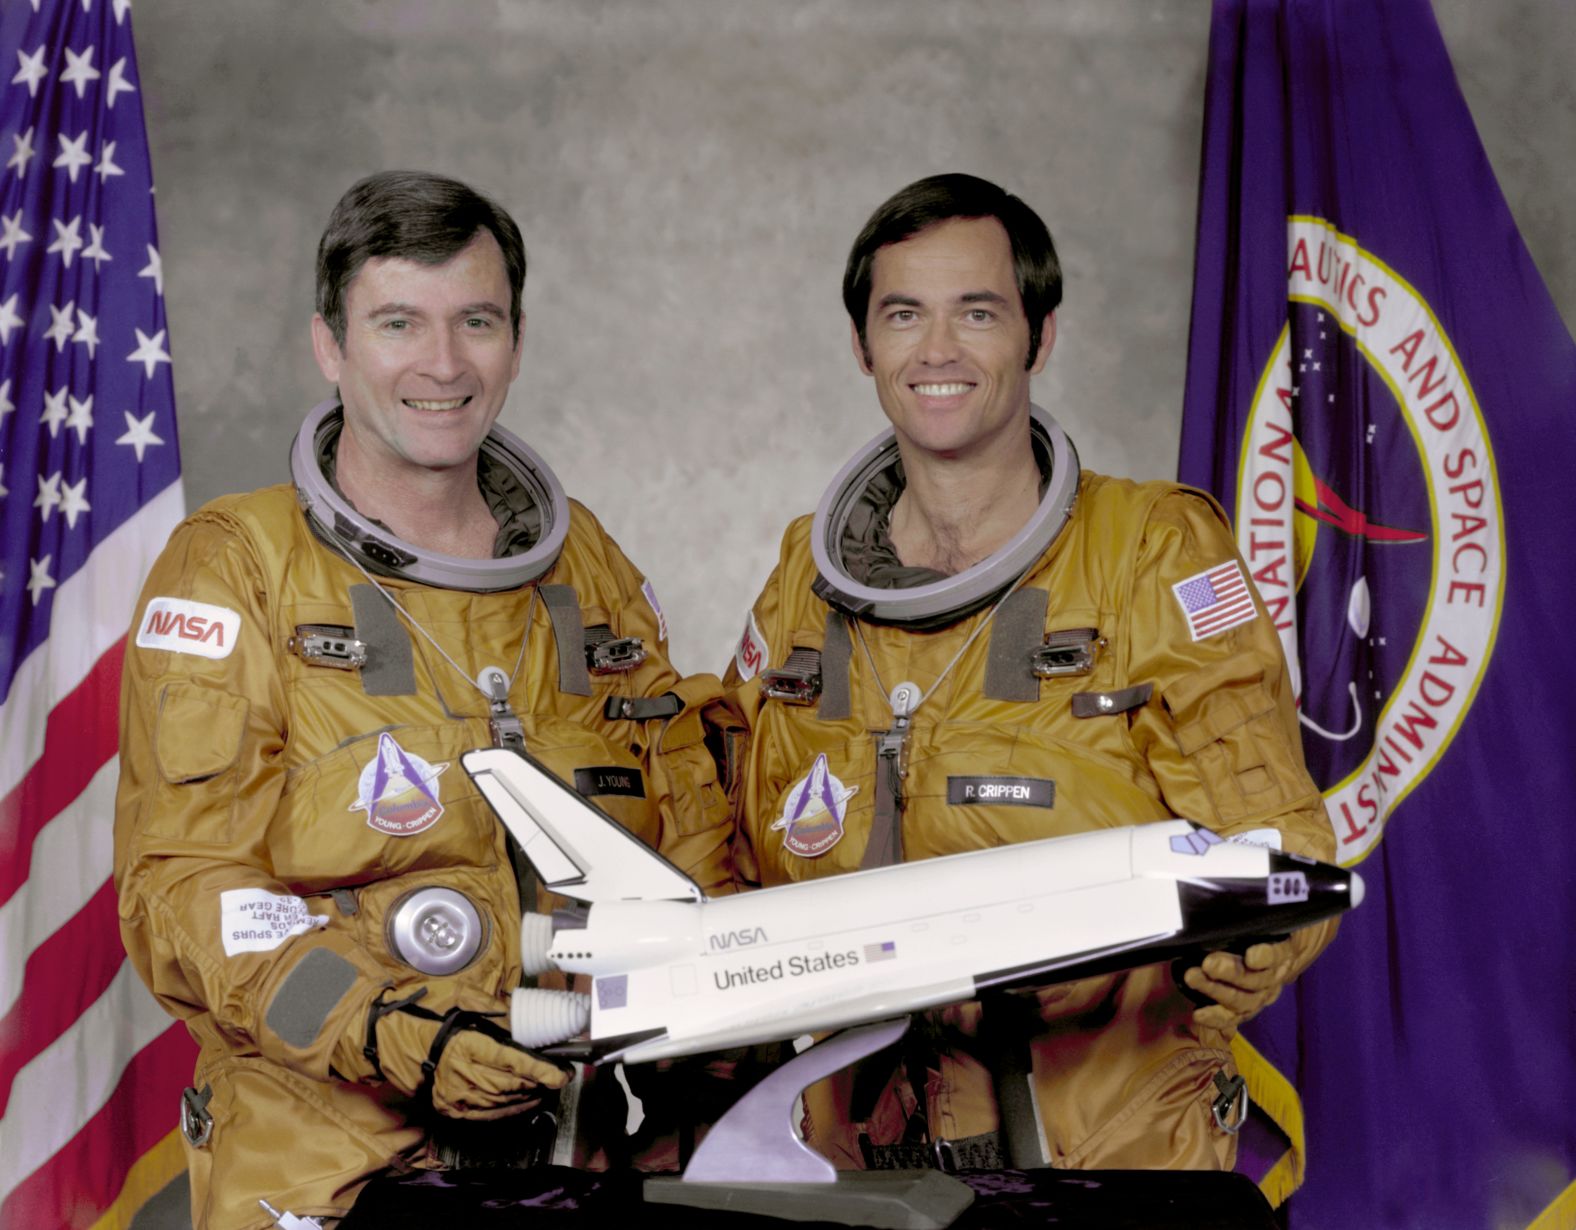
(463, 747, 704, 904)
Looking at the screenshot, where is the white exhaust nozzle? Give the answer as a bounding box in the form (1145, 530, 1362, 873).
(510, 987, 591, 1048)
(519, 912, 556, 977)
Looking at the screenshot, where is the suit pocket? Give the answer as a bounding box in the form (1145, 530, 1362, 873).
(146, 681, 251, 842)
(1160, 654, 1311, 825)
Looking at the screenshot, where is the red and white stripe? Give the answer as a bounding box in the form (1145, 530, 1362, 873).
(0, 484, 195, 1228)
(1179, 560, 1258, 640)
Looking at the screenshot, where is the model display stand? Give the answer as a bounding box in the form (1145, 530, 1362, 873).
(644, 1017, 973, 1229)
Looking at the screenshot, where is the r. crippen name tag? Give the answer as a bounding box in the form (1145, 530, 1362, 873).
(574, 766, 647, 799)
(947, 776, 1055, 808)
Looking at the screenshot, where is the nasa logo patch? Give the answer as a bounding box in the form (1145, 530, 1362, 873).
(135, 596, 241, 659)
(771, 752, 858, 858)
(734, 609, 768, 682)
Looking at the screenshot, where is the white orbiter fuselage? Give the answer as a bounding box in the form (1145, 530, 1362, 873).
(462, 747, 1361, 1066)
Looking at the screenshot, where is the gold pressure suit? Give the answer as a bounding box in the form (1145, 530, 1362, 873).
(115, 483, 734, 1229)
(729, 468, 1335, 1175)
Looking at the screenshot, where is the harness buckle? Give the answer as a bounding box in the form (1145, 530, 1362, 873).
(761, 669, 822, 705)
(585, 627, 647, 674)
(288, 625, 368, 670)
(761, 648, 823, 705)
(180, 1083, 214, 1147)
(1211, 1070, 1250, 1134)
(1029, 627, 1103, 678)
(489, 711, 526, 750)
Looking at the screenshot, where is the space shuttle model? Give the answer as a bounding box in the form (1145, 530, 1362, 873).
(462, 747, 1363, 1066)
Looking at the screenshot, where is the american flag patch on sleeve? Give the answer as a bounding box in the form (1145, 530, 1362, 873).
(1172, 560, 1257, 641)
(640, 578, 668, 643)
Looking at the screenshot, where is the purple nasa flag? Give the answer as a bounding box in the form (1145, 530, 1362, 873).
(1181, 1, 1576, 1226)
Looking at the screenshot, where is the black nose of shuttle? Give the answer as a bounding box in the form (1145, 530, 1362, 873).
(1177, 849, 1361, 950)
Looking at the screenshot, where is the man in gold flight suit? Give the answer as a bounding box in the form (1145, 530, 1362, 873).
(114, 171, 737, 1228)
(726, 173, 1337, 1182)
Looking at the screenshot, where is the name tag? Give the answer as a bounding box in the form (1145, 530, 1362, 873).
(947, 776, 1055, 808)
(574, 766, 647, 799)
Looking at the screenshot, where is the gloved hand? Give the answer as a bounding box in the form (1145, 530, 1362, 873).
(1182, 938, 1300, 1038)
(1182, 915, 1340, 1038)
(336, 990, 569, 1120)
(374, 1006, 569, 1120)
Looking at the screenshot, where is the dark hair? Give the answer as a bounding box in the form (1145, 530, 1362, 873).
(842, 173, 1062, 369)
(316, 170, 527, 346)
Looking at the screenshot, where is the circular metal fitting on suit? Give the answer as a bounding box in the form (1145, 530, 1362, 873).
(386, 887, 488, 976)
(889, 681, 920, 718)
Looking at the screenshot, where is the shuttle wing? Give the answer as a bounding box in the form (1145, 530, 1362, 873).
(464, 747, 704, 904)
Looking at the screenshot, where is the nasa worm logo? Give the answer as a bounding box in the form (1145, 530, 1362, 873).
(1236, 217, 1503, 863)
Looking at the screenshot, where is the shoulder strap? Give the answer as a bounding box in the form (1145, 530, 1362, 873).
(349, 583, 417, 696)
(818, 611, 854, 721)
(982, 588, 1050, 702)
(539, 584, 592, 696)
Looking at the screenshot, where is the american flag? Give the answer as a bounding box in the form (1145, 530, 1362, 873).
(1171, 560, 1257, 641)
(0, 2, 193, 1226)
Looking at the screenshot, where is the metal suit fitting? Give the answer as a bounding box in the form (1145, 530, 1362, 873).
(288, 624, 368, 670)
(761, 647, 824, 705)
(386, 887, 487, 976)
(180, 1083, 213, 1147)
(585, 626, 647, 675)
(1029, 628, 1103, 678)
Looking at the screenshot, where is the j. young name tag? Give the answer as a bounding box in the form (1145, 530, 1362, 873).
(575, 766, 647, 799)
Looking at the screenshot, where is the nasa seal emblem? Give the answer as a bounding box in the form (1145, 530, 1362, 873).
(1236, 217, 1504, 863)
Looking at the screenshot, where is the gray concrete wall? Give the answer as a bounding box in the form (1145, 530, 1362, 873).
(137, 0, 1575, 678)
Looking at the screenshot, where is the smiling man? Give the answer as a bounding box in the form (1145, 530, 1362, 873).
(727, 174, 1339, 1179)
(114, 172, 740, 1228)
